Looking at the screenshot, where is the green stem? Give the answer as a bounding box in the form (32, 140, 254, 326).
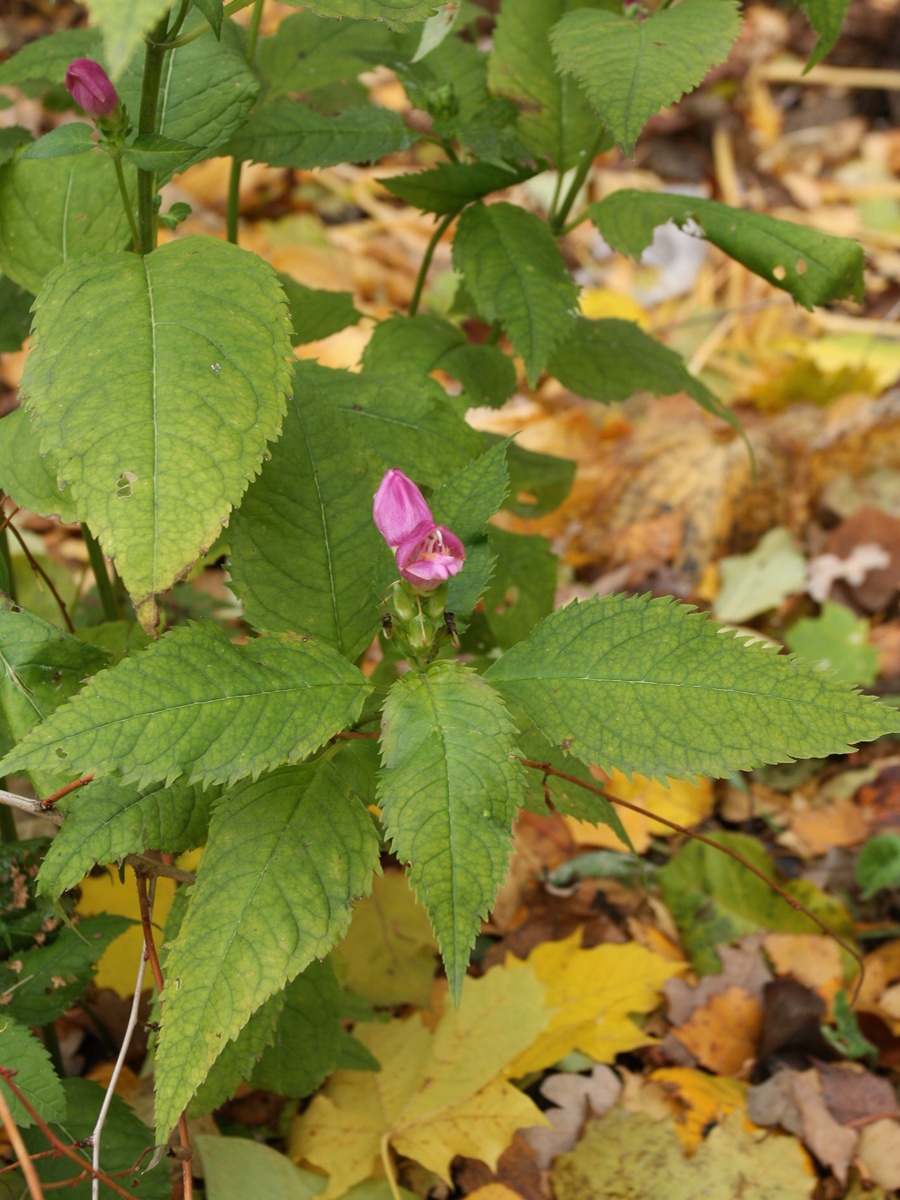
(409, 211, 456, 316)
(225, 0, 264, 246)
(0, 495, 15, 605)
(550, 130, 606, 235)
(111, 152, 140, 251)
(136, 14, 172, 255)
(82, 525, 120, 623)
(154, 0, 256, 48)
(560, 209, 592, 237)
(0, 801, 16, 844)
(246, 0, 265, 60)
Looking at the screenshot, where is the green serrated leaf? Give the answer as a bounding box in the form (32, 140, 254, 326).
(0, 149, 136, 295)
(483, 528, 556, 650)
(188, 991, 284, 1117)
(123, 134, 202, 173)
(20, 124, 96, 159)
(502, 438, 575, 518)
(251, 958, 344, 1097)
(431, 442, 509, 543)
(551, 0, 742, 155)
(439, 344, 517, 407)
(797, 0, 850, 69)
(380, 160, 538, 216)
(856, 834, 900, 901)
(19, 236, 292, 606)
(154, 757, 379, 1137)
(277, 273, 361, 345)
(0, 276, 33, 353)
(228, 383, 383, 659)
(0, 1017, 66, 1128)
(485, 593, 900, 782)
(290, 0, 440, 24)
(0, 29, 103, 89)
(76, 619, 151, 666)
(0, 839, 67, 954)
(223, 99, 416, 168)
(117, 20, 259, 182)
(785, 601, 878, 687)
(0, 408, 76, 524)
(549, 317, 734, 425)
(85, 0, 173, 80)
(258, 12, 395, 97)
(378, 662, 524, 1000)
(193, 0, 224, 37)
(453, 203, 577, 385)
(0, 621, 372, 788)
(489, 0, 608, 171)
(38, 779, 214, 899)
(0, 914, 131, 1025)
(590, 190, 864, 309)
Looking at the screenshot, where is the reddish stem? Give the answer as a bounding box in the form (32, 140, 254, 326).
(0, 1080, 44, 1199)
(39, 774, 95, 809)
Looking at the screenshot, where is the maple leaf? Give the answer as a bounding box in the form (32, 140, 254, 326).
(505, 931, 684, 1075)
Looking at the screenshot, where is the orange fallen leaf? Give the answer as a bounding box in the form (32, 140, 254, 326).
(651, 1067, 747, 1153)
(671, 986, 762, 1077)
(763, 934, 843, 1010)
(789, 796, 869, 855)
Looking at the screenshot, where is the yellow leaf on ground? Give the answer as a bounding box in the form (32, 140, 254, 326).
(671, 986, 762, 1077)
(506, 931, 683, 1075)
(464, 1187, 522, 1200)
(579, 288, 648, 326)
(651, 1067, 747, 1152)
(564, 770, 713, 853)
(789, 797, 869, 855)
(763, 934, 843, 1009)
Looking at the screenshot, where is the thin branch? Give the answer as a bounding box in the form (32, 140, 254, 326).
(0, 1082, 44, 1200)
(4, 522, 75, 634)
(39, 775, 95, 810)
(517, 758, 865, 998)
(0, 789, 63, 827)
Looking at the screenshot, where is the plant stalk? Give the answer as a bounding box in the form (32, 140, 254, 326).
(550, 129, 607, 235)
(225, 0, 265, 245)
(111, 153, 140, 251)
(409, 211, 456, 316)
(82, 525, 120, 622)
(0, 493, 15, 604)
(136, 14, 173, 255)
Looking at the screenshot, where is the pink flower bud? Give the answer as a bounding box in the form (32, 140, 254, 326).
(373, 469, 465, 591)
(65, 59, 119, 119)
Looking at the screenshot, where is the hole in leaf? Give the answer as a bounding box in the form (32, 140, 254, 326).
(116, 470, 138, 499)
(773, 264, 787, 281)
(796, 258, 807, 275)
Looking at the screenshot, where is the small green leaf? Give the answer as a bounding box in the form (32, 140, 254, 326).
(251, 959, 344, 1096)
(85, 0, 173, 80)
(193, 0, 224, 37)
(277, 273, 361, 345)
(223, 99, 417, 168)
(784, 602, 878, 687)
(430, 441, 509, 544)
(20, 124, 95, 159)
(380, 160, 539, 216)
(855, 834, 900, 901)
(0, 150, 136, 295)
(0, 1018, 66, 1128)
(0, 276, 33, 353)
(501, 438, 575, 518)
(714, 527, 807, 625)
(378, 662, 525, 1000)
(551, 0, 742, 155)
(0, 408, 76, 523)
(439, 344, 517, 407)
(292, 0, 440, 24)
(483, 528, 556, 650)
(797, 0, 850, 69)
(485, 593, 900, 782)
(0, 129, 32, 170)
(19, 237, 292, 607)
(0, 29, 103, 89)
(122, 134, 202, 173)
(590, 190, 864, 309)
(0, 621, 372, 788)
(197, 1136, 326, 1200)
(154, 757, 379, 1137)
(38, 779, 214, 899)
(0, 914, 131, 1025)
(258, 12, 394, 97)
(453, 202, 578, 385)
(228, 383, 383, 659)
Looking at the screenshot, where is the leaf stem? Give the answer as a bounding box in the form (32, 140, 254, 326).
(550, 129, 606, 235)
(82, 526, 120, 622)
(409, 211, 456, 316)
(0, 1081, 44, 1200)
(110, 151, 140, 251)
(4, 520, 74, 634)
(152, 0, 257, 48)
(136, 14, 172, 255)
(225, 0, 264, 245)
(0, 493, 17, 604)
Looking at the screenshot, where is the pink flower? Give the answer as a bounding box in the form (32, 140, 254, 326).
(373, 469, 465, 590)
(65, 59, 119, 118)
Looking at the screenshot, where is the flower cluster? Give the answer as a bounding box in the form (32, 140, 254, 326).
(373, 470, 465, 592)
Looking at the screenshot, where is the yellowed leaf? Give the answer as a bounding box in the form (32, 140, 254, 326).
(506, 930, 683, 1075)
(464, 1187, 522, 1200)
(671, 986, 762, 1077)
(789, 797, 869, 855)
(579, 288, 648, 326)
(291, 1090, 385, 1200)
(651, 1066, 747, 1152)
(564, 770, 713, 853)
(763, 934, 843, 1009)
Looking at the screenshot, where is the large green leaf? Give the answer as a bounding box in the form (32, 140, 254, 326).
(797, 0, 850, 69)
(117, 18, 259, 181)
(0, 1018, 66, 1128)
(0, 29, 102, 88)
(485, 593, 900, 781)
(251, 958, 344, 1097)
(380, 160, 539, 216)
(0, 621, 372, 788)
(0, 150, 136, 295)
(228, 383, 383, 659)
(196, 1136, 328, 1200)
(154, 756, 379, 1137)
(289, 0, 440, 23)
(378, 662, 524, 999)
(0, 407, 76, 523)
(38, 779, 214, 899)
(489, 0, 608, 171)
(257, 11, 395, 97)
(223, 99, 416, 168)
(551, 0, 742, 155)
(277, 273, 361, 345)
(483, 528, 556, 650)
(84, 0, 172, 80)
(453, 202, 578, 385)
(0, 129, 32, 171)
(19, 237, 292, 610)
(188, 992, 284, 1118)
(590, 190, 864, 309)
(502, 438, 575, 519)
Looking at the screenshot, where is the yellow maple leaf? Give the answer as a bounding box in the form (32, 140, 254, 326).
(290, 966, 549, 1198)
(564, 769, 713, 853)
(651, 1066, 747, 1153)
(506, 931, 683, 1075)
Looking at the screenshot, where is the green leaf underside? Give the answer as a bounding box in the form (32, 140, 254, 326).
(85, 0, 173, 80)
(453, 202, 577, 385)
(277, 274, 361, 345)
(0, 621, 372, 788)
(590, 191, 864, 309)
(551, 0, 743, 155)
(484, 593, 900, 781)
(223, 99, 416, 169)
(117, 19, 259, 182)
(258, 12, 395, 97)
(0, 29, 102, 88)
(0, 914, 131, 1026)
(228, 384, 383, 660)
(378, 662, 525, 1000)
(154, 757, 379, 1137)
(251, 958, 343, 1096)
(18, 237, 292, 604)
(797, 0, 851, 69)
(196, 1136, 328, 1200)
(488, 0, 606, 171)
(297, 0, 440, 22)
(21, 124, 95, 159)
(0, 1018, 66, 1128)
(0, 150, 136, 295)
(380, 160, 539, 216)
(0, 408, 76, 524)
(38, 779, 214, 899)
